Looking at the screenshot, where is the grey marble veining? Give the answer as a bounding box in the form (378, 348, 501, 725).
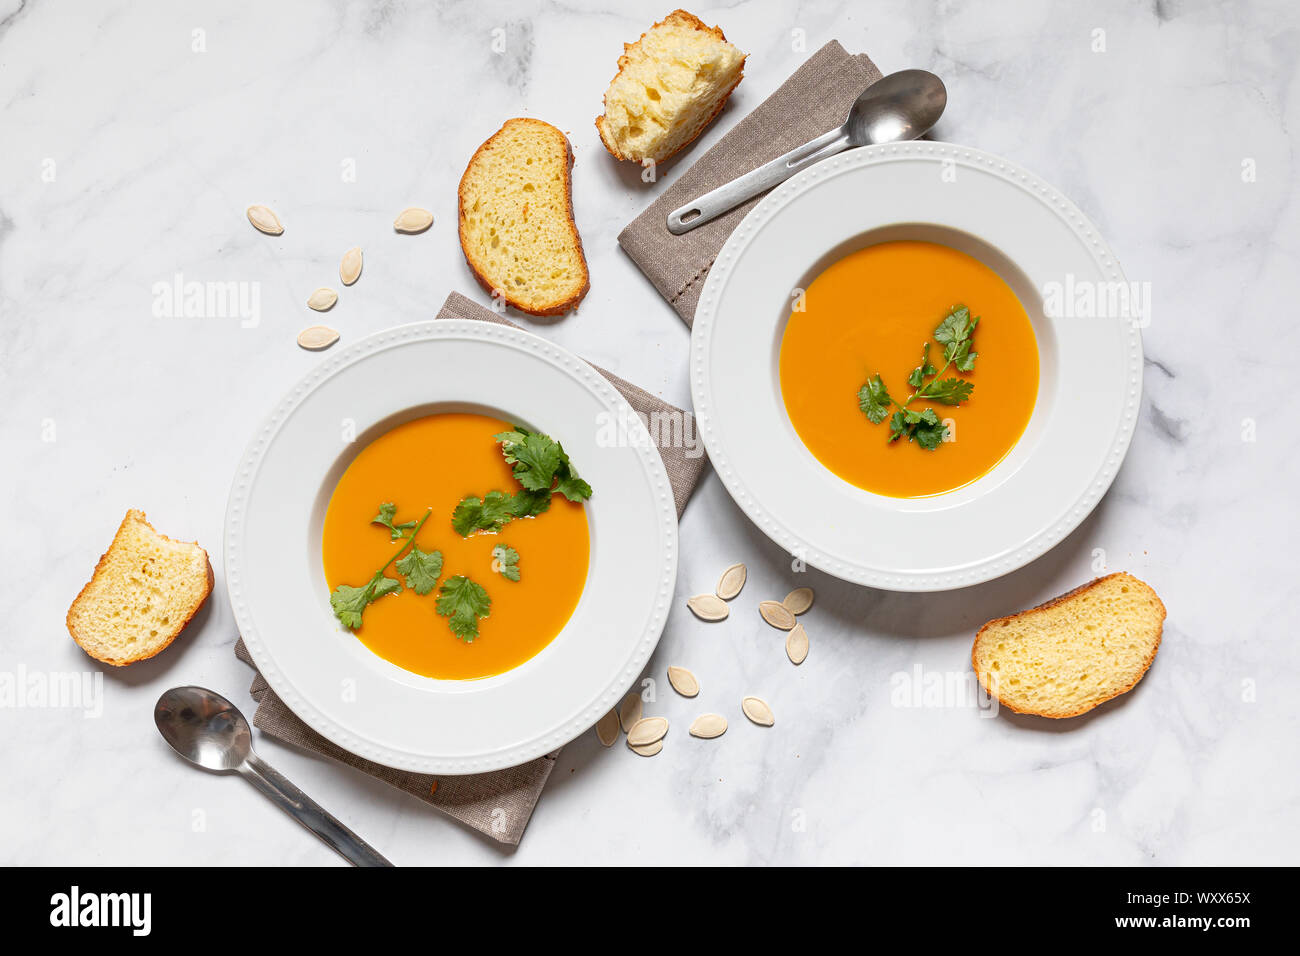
(1, 0, 1297, 865)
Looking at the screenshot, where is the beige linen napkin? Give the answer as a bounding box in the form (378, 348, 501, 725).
(234, 291, 705, 847)
(618, 41, 882, 326)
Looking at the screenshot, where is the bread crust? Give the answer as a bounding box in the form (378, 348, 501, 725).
(456, 117, 590, 317)
(594, 9, 747, 164)
(66, 509, 214, 667)
(971, 572, 1167, 719)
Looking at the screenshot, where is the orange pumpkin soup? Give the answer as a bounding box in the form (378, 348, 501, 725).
(779, 240, 1039, 498)
(322, 413, 590, 680)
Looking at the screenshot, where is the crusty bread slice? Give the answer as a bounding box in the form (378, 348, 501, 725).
(66, 510, 213, 666)
(457, 118, 590, 316)
(595, 9, 746, 164)
(972, 572, 1166, 718)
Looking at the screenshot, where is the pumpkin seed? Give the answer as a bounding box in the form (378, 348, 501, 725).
(596, 708, 620, 747)
(716, 562, 747, 600)
(687, 594, 729, 621)
(759, 600, 796, 630)
(246, 204, 283, 235)
(618, 692, 642, 733)
(783, 587, 814, 615)
(786, 622, 809, 665)
(393, 207, 434, 233)
(307, 287, 338, 311)
(627, 716, 669, 747)
(688, 713, 727, 739)
(742, 696, 775, 726)
(667, 666, 699, 698)
(296, 325, 339, 351)
(339, 246, 363, 285)
(629, 739, 662, 757)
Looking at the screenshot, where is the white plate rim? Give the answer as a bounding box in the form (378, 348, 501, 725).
(690, 141, 1143, 591)
(225, 319, 678, 773)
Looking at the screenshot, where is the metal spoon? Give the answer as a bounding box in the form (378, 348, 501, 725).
(666, 69, 947, 235)
(154, 685, 393, 867)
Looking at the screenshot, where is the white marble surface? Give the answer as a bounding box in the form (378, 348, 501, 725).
(2, 0, 1297, 865)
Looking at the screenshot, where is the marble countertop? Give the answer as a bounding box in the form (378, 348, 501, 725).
(2, 0, 1297, 865)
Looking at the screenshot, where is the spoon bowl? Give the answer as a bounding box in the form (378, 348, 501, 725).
(845, 69, 947, 146)
(155, 685, 252, 772)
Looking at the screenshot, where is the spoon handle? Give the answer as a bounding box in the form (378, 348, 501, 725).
(666, 126, 851, 235)
(239, 753, 393, 867)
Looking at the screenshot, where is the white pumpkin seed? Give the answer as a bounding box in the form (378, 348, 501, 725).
(667, 666, 699, 698)
(629, 739, 662, 757)
(393, 207, 434, 233)
(687, 594, 729, 621)
(716, 562, 747, 600)
(246, 204, 283, 235)
(786, 622, 809, 665)
(296, 325, 339, 351)
(627, 716, 669, 747)
(596, 708, 620, 747)
(759, 600, 796, 630)
(688, 713, 727, 739)
(783, 587, 814, 615)
(742, 696, 775, 726)
(339, 246, 363, 285)
(307, 287, 338, 311)
(618, 692, 642, 733)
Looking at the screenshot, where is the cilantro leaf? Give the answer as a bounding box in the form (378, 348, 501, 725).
(858, 374, 893, 424)
(887, 410, 908, 443)
(511, 434, 563, 491)
(451, 490, 516, 536)
(509, 488, 552, 518)
(555, 471, 592, 503)
(934, 306, 972, 346)
(910, 411, 948, 450)
(395, 546, 443, 595)
(372, 502, 418, 541)
(492, 544, 521, 582)
(329, 571, 401, 630)
(496, 427, 565, 492)
(494, 426, 593, 503)
(436, 575, 491, 641)
(924, 377, 975, 405)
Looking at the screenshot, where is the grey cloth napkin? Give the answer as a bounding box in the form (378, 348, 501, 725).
(234, 291, 705, 847)
(618, 41, 882, 325)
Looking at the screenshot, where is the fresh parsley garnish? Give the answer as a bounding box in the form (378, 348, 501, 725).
(858, 304, 980, 450)
(452, 490, 516, 536)
(436, 575, 491, 641)
(329, 571, 401, 629)
(495, 426, 592, 503)
(857, 374, 893, 424)
(492, 544, 520, 581)
(395, 545, 443, 595)
(372, 502, 418, 541)
(329, 506, 432, 629)
(452, 425, 591, 538)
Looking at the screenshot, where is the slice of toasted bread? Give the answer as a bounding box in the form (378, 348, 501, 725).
(595, 9, 746, 164)
(457, 118, 590, 316)
(66, 510, 213, 666)
(972, 572, 1166, 718)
